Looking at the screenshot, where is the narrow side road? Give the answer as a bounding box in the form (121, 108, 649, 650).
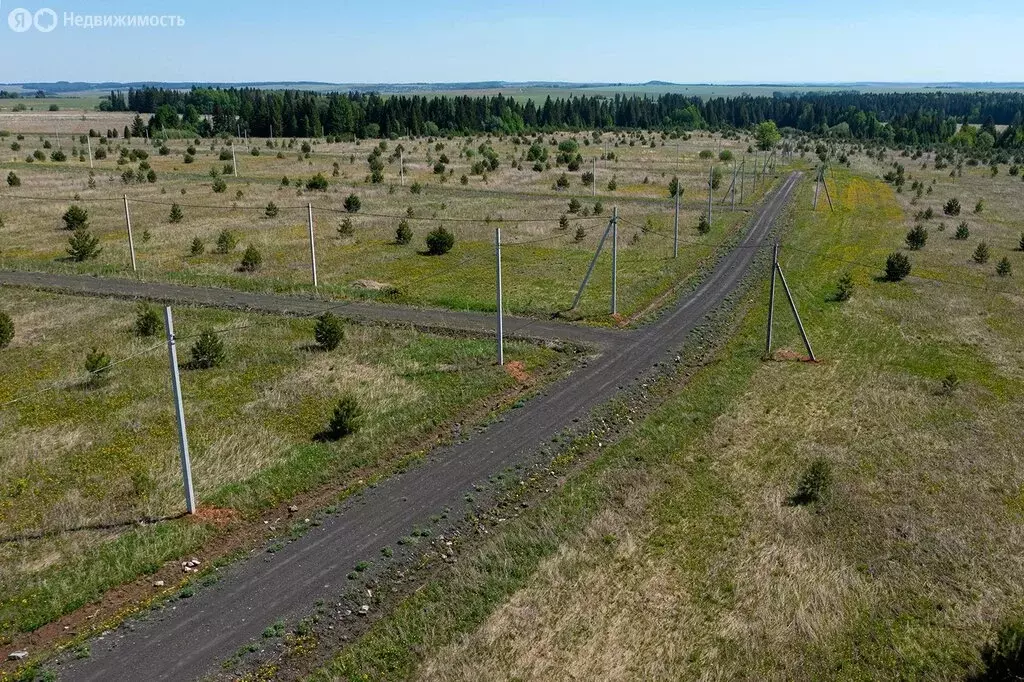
(0, 270, 622, 347)
(58, 172, 801, 682)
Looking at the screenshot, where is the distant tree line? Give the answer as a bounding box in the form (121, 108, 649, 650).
(111, 87, 1024, 149)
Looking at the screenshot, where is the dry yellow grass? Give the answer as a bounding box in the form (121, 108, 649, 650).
(404, 169, 1024, 681)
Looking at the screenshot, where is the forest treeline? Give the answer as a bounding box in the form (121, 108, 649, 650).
(103, 87, 1024, 149)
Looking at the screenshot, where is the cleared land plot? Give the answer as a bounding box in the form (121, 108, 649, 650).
(312, 169, 1024, 680)
(0, 289, 558, 641)
(0, 110, 135, 135)
(0, 130, 775, 322)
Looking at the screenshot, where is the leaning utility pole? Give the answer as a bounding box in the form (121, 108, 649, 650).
(571, 208, 616, 310)
(164, 306, 197, 515)
(765, 243, 817, 361)
(123, 194, 137, 273)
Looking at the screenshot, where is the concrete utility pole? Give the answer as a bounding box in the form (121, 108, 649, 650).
(307, 203, 319, 290)
(740, 157, 745, 204)
(611, 206, 618, 316)
(766, 242, 778, 356)
(123, 194, 137, 273)
(495, 228, 504, 366)
(571, 212, 615, 310)
(673, 183, 680, 259)
(593, 157, 597, 197)
(765, 243, 817, 362)
(164, 306, 196, 515)
(707, 165, 714, 226)
(400, 149, 404, 186)
(231, 143, 238, 177)
(87, 136, 94, 169)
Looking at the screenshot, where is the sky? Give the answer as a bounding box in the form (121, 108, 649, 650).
(1, 0, 1022, 84)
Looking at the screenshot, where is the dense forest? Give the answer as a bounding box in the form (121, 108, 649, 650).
(104, 87, 1024, 149)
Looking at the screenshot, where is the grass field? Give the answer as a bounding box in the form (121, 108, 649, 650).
(311, 167, 1024, 680)
(0, 126, 775, 322)
(0, 289, 558, 642)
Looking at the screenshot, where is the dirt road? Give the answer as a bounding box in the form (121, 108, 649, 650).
(0, 270, 621, 347)
(49, 172, 801, 681)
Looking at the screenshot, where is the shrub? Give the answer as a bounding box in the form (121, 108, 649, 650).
(943, 197, 961, 216)
(410, 182, 422, 195)
(607, 177, 617, 191)
(215, 229, 237, 254)
(554, 173, 570, 190)
(973, 242, 990, 264)
(1019, 233, 1024, 252)
(240, 245, 262, 272)
(426, 226, 455, 255)
(84, 347, 112, 384)
(147, 169, 157, 183)
(190, 330, 225, 369)
(133, 304, 162, 337)
(719, 149, 733, 162)
(593, 201, 603, 215)
(0, 311, 13, 349)
(189, 237, 205, 256)
(790, 457, 833, 505)
(264, 201, 279, 218)
(395, 220, 412, 245)
(338, 217, 354, 237)
(940, 372, 960, 396)
(568, 198, 581, 214)
(581, 171, 594, 187)
(905, 224, 928, 250)
(325, 394, 363, 440)
(314, 312, 344, 351)
(885, 252, 911, 281)
(698, 149, 713, 159)
(697, 213, 711, 235)
(835, 272, 854, 301)
(306, 173, 329, 191)
(559, 214, 569, 230)
(169, 203, 183, 224)
(50, 150, 67, 162)
(343, 194, 361, 213)
(574, 226, 586, 243)
(62, 205, 89, 231)
(668, 175, 681, 198)
(211, 177, 227, 193)
(996, 257, 1012, 277)
(955, 222, 971, 240)
(975, 199, 984, 214)
(976, 619, 1024, 680)
(281, 175, 290, 187)
(6, 171, 20, 187)
(67, 228, 101, 261)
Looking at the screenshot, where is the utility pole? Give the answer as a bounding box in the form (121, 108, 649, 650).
(232, 143, 238, 177)
(707, 165, 714, 226)
(123, 194, 137, 273)
(163, 306, 196, 515)
(765, 243, 817, 362)
(400, 148, 404, 186)
(593, 157, 597, 197)
(307, 203, 319, 291)
(610, 206, 618, 316)
(740, 157, 745, 204)
(673, 184, 680, 259)
(495, 228, 504, 366)
(766, 242, 778, 356)
(571, 213, 615, 310)
(87, 136, 94, 169)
